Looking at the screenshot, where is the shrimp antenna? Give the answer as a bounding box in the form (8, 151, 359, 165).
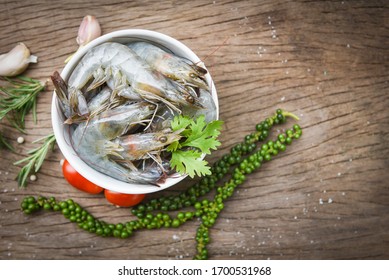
(143, 100, 159, 131)
(147, 152, 166, 173)
(197, 36, 230, 65)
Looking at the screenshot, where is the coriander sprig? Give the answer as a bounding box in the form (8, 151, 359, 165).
(167, 115, 223, 178)
(0, 76, 45, 133)
(14, 133, 56, 188)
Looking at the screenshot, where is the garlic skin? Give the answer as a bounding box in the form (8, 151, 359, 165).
(76, 15, 101, 47)
(0, 43, 38, 77)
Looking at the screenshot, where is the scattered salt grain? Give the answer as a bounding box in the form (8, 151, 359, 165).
(347, 44, 350, 48)
(294, 216, 297, 220)
(319, 198, 323, 205)
(17, 136, 25, 144)
(337, 172, 342, 176)
(172, 234, 180, 241)
(280, 96, 285, 101)
(30, 174, 37, 181)
(328, 198, 333, 204)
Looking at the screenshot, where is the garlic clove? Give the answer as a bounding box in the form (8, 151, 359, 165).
(76, 15, 101, 47)
(0, 43, 38, 77)
(65, 15, 101, 63)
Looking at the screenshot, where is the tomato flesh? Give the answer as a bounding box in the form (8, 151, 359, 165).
(62, 159, 104, 194)
(104, 189, 145, 207)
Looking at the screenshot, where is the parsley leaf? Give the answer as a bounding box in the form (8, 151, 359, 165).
(170, 150, 211, 178)
(170, 114, 192, 135)
(181, 115, 223, 154)
(168, 115, 223, 178)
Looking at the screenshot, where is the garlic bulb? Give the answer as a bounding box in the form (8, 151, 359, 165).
(0, 43, 38, 77)
(76, 15, 101, 47)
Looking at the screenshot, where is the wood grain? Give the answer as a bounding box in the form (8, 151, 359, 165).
(1, 0, 388, 260)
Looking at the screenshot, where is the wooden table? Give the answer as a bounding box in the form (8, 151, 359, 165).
(1, 0, 388, 260)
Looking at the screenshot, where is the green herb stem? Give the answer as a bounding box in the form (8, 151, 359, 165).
(0, 76, 45, 133)
(0, 132, 14, 151)
(14, 133, 56, 188)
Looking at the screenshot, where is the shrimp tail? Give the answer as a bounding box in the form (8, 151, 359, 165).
(192, 62, 208, 75)
(51, 71, 72, 119)
(68, 88, 89, 116)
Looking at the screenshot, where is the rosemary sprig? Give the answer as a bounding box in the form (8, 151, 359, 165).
(14, 133, 56, 188)
(0, 132, 14, 151)
(0, 76, 45, 133)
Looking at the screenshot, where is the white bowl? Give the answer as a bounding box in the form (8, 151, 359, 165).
(51, 29, 219, 194)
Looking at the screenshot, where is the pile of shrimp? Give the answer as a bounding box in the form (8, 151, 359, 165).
(51, 41, 216, 186)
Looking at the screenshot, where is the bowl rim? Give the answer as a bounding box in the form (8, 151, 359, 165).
(51, 29, 219, 194)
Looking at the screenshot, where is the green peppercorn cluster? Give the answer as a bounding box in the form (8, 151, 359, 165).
(21, 109, 302, 260)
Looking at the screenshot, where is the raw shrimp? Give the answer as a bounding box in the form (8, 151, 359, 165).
(128, 41, 209, 90)
(104, 128, 182, 163)
(71, 121, 177, 185)
(71, 129, 162, 185)
(72, 101, 156, 143)
(67, 42, 203, 113)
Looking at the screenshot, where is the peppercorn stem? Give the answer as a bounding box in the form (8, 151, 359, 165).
(193, 124, 302, 259)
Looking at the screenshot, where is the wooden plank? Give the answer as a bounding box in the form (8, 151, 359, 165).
(1, 0, 388, 260)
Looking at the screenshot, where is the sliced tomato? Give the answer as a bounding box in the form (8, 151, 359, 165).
(62, 159, 104, 194)
(104, 189, 146, 207)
